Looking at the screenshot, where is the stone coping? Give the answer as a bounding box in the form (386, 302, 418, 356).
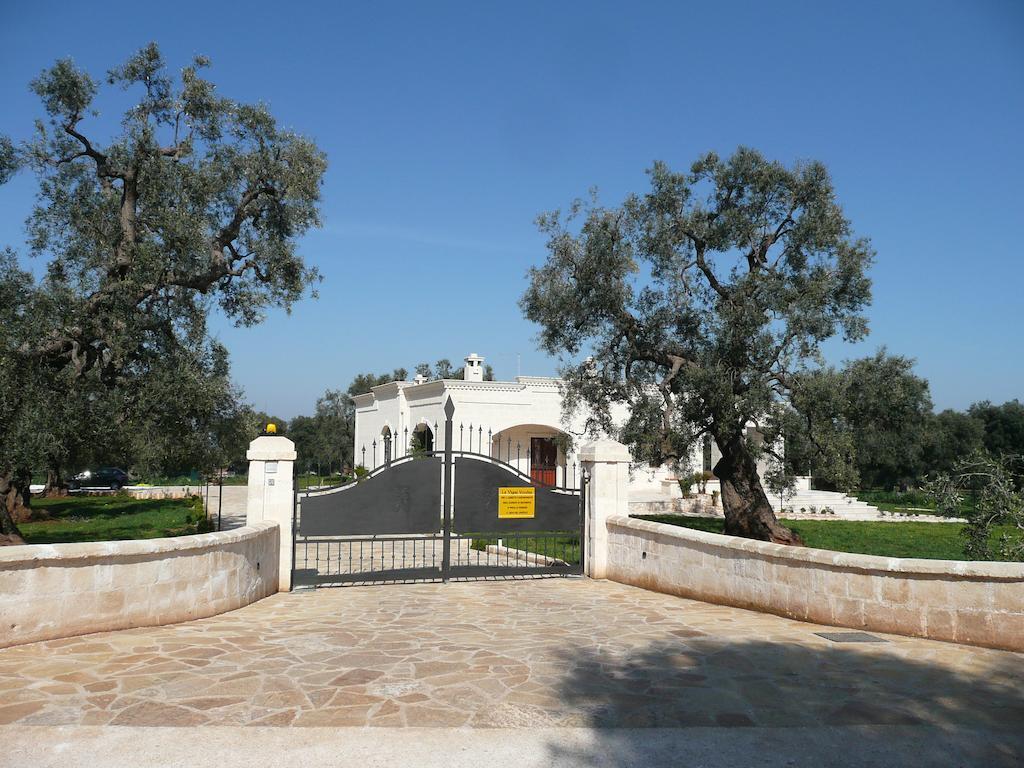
(0, 522, 278, 567)
(609, 515, 1024, 580)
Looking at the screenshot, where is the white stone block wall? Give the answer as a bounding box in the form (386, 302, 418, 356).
(0, 522, 280, 649)
(604, 515, 1024, 652)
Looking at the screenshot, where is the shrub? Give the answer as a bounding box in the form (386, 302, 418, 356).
(680, 470, 715, 497)
(927, 454, 1024, 560)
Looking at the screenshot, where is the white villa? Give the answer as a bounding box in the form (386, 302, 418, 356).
(352, 352, 774, 499)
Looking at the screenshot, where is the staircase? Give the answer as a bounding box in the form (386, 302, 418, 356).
(629, 485, 956, 523)
(773, 489, 885, 520)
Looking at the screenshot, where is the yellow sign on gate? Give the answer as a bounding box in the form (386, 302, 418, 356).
(498, 487, 535, 518)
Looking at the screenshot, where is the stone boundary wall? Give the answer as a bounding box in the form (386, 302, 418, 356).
(628, 495, 720, 516)
(0, 522, 280, 649)
(605, 515, 1024, 652)
(72, 486, 204, 500)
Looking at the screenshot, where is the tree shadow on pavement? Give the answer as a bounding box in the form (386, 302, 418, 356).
(546, 633, 1024, 767)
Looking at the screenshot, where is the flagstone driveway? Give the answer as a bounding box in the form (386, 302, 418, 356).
(0, 578, 1022, 762)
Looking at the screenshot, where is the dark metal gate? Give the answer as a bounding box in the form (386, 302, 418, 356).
(292, 398, 586, 587)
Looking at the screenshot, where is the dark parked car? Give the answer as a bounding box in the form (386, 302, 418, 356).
(69, 467, 132, 490)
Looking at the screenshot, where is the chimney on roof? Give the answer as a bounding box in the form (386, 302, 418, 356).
(413, 373, 427, 385)
(463, 352, 484, 382)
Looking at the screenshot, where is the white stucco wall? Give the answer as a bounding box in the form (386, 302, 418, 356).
(351, 365, 752, 498)
(354, 377, 589, 473)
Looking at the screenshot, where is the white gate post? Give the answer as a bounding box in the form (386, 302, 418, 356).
(246, 433, 297, 591)
(580, 439, 631, 579)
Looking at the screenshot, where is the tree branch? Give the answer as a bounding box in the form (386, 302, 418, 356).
(61, 114, 122, 180)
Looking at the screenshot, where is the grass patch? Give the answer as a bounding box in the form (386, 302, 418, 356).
(20, 495, 210, 544)
(470, 534, 581, 565)
(634, 514, 1021, 561)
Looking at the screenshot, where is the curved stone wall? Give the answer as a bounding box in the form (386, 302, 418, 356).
(0, 522, 280, 648)
(606, 516, 1024, 651)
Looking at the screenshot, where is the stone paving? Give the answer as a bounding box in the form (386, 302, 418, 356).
(0, 579, 1021, 756)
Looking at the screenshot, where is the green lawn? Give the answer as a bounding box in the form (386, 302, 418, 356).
(19, 495, 210, 544)
(470, 534, 581, 565)
(634, 514, 1021, 561)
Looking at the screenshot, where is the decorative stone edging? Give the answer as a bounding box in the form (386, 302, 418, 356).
(483, 544, 568, 567)
(605, 515, 1024, 651)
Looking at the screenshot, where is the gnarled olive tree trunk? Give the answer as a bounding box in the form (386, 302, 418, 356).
(43, 462, 68, 498)
(714, 432, 802, 546)
(0, 469, 30, 545)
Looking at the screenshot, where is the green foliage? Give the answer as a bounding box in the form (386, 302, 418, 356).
(922, 409, 986, 477)
(0, 44, 325, 536)
(7, 45, 326, 364)
(521, 147, 873, 539)
(839, 351, 932, 487)
(679, 470, 714, 497)
(312, 389, 354, 470)
(346, 370, 409, 396)
(287, 390, 354, 475)
(926, 453, 1024, 561)
(778, 350, 932, 490)
(856, 488, 940, 510)
(253, 413, 289, 434)
(968, 400, 1024, 458)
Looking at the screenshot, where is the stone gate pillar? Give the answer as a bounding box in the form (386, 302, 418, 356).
(580, 439, 631, 579)
(246, 434, 296, 591)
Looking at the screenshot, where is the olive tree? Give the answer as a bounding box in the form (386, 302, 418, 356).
(522, 148, 872, 543)
(928, 454, 1024, 561)
(778, 350, 932, 491)
(0, 44, 326, 542)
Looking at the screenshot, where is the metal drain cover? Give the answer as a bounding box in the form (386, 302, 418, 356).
(815, 631, 887, 643)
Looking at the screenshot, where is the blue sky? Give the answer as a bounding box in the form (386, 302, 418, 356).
(1, 0, 1021, 418)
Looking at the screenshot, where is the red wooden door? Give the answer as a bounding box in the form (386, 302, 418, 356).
(530, 437, 558, 486)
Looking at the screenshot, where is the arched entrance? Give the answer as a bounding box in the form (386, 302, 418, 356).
(491, 424, 576, 488)
(411, 422, 434, 452)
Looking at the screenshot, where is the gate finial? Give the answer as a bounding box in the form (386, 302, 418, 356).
(444, 397, 455, 419)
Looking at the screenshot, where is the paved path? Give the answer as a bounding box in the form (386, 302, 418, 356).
(200, 484, 248, 530)
(1, 579, 1022, 766)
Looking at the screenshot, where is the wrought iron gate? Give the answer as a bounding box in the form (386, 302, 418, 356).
(292, 398, 586, 587)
